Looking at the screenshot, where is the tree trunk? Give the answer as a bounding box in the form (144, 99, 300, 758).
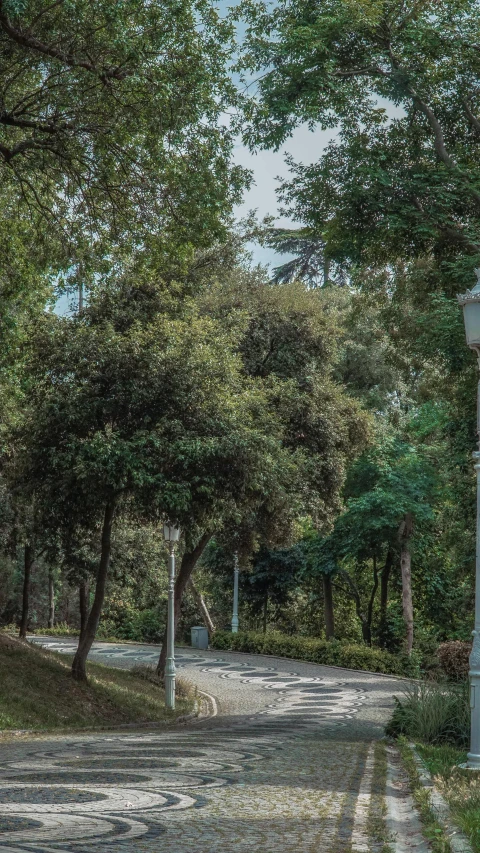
(188, 578, 215, 634)
(380, 548, 394, 621)
(19, 543, 34, 639)
(79, 581, 89, 643)
(398, 513, 414, 656)
(378, 547, 394, 647)
(71, 499, 116, 681)
(323, 256, 330, 287)
(322, 573, 335, 640)
(47, 568, 55, 629)
(364, 554, 380, 647)
(156, 532, 212, 679)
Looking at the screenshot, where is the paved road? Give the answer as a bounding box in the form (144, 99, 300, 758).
(0, 638, 426, 852)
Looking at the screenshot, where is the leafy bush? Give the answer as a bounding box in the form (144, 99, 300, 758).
(210, 630, 414, 676)
(98, 608, 164, 643)
(34, 623, 78, 637)
(437, 641, 471, 681)
(387, 681, 470, 746)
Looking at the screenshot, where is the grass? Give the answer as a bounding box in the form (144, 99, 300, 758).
(0, 633, 194, 733)
(387, 680, 474, 849)
(397, 738, 453, 853)
(387, 681, 470, 747)
(417, 743, 480, 852)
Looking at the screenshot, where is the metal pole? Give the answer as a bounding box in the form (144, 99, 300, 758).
(232, 550, 239, 633)
(165, 542, 176, 710)
(469, 356, 480, 768)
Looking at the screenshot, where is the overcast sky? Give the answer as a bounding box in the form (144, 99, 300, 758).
(232, 123, 337, 268)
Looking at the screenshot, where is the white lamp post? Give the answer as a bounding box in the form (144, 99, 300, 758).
(163, 522, 181, 710)
(458, 270, 480, 769)
(232, 551, 239, 633)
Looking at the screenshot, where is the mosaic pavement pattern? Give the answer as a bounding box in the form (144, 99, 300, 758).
(0, 638, 403, 852)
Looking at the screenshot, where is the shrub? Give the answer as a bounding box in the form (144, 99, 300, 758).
(97, 608, 164, 643)
(437, 641, 471, 681)
(386, 681, 470, 746)
(210, 630, 412, 676)
(36, 623, 78, 637)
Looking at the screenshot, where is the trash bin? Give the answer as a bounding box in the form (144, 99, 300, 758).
(191, 626, 209, 650)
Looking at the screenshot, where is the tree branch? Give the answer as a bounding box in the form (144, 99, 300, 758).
(388, 46, 480, 210)
(463, 98, 480, 139)
(411, 195, 480, 254)
(0, 2, 128, 82)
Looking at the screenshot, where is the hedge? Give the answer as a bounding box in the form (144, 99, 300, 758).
(210, 630, 415, 676)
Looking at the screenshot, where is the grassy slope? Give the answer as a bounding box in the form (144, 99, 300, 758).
(0, 634, 192, 732)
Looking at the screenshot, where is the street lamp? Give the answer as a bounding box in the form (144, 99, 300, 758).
(458, 270, 480, 769)
(232, 551, 239, 633)
(163, 522, 181, 710)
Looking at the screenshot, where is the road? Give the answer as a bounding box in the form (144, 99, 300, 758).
(0, 637, 429, 852)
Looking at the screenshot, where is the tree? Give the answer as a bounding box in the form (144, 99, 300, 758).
(244, 545, 306, 633)
(302, 534, 338, 640)
(262, 228, 332, 287)
(0, 0, 246, 246)
(237, 0, 480, 284)
(201, 270, 371, 528)
(17, 275, 292, 680)
(332, 430, 439, 652)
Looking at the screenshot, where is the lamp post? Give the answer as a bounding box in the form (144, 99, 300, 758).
(232, 551, 239, 633)
(163, 522, 181, 710)
(458, 270, 480, 769)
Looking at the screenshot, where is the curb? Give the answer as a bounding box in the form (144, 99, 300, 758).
(0, 703, 201, 742)
(409, 743, 473, 853)
(0, 686, 220, 742)
(385, 744, 431, 853)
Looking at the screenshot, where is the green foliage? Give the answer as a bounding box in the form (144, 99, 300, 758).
(201, 271, 371, 529)
(35, 623, 78, 638)
(387, 682, 470, 747)
(98, 607, 164, 644)
(18, 278, 291, 538)
(238, 0, 480, 277)
(0, 0, 246, 245)
(211, 629, 412, 675)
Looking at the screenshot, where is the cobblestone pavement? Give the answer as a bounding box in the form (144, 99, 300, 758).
(0, 638, 416, 852)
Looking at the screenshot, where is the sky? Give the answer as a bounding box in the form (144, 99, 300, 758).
(232, 123, 337, 268)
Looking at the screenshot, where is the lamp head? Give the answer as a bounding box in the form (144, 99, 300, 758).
(163, 522, 181, 543)
(457, 270, 480, 350)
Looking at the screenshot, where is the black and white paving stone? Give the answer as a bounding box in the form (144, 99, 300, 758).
(0, 637, 415, 852)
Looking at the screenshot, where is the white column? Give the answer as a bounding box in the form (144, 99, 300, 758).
(232, 550, 239, 633)
(165, 543, 176, 710)
(468, 364, 480, 767)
